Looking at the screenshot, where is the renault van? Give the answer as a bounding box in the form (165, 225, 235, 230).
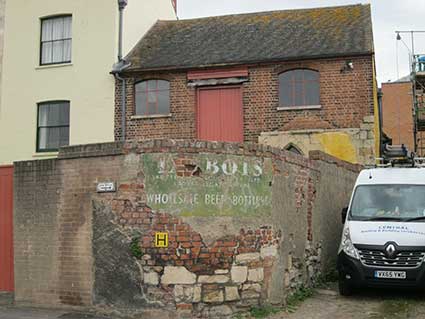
(337, 163, 425, 295)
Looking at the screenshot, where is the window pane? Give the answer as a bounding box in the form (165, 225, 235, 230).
(63, 39, 72, 62)
(135, 92, 147, 115)
(148, 91, 156, 103)
(305, 81, 320, 105)
(148, 102, 157, 115)
(147, 91, 157, 114)
(38, 127, 61, 150)
(136, 81, 147, 92)
(293, 70, 304, 81)
(279, 79, 292, 107)
(38, 105, 48, 126)
(279, 72, 293, 107)
(52, 17, 64, 41)
(59, 126, 70, 147)
(41, 19, 53, 41)
(158, 90, 170, 114)
(50, 127, 61, 149)
(148, 80, 157, 90)
(63, 16, 72, 38)
(158, 80, 170, 91)
(38, 128, 48, 150)
(279, 72, 292, 84)
(52, 40, 64, 63)
(294, 81, 304, 106)
(304, 70, 318, 81)
(280, 72, 293, 106)
(47, 104, 60, 126)
(59, 103, 70, 125)
(41, 42, 53, 64)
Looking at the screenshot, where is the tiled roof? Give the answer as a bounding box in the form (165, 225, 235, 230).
(125, 4, 374, 72)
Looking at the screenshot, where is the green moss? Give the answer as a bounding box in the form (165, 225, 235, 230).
(130, 236, 142, 259)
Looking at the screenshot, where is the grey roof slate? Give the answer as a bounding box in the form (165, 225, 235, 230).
(125, 4, 374, 72)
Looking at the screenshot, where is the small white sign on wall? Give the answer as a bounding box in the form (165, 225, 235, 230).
(96, 182, 116, 193)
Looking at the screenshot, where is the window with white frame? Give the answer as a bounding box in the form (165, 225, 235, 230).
(40, 15, 72, 65)
(37, 101, 70, 152)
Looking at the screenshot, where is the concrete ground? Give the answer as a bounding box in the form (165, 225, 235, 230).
(0, 307, 111, 319)
(3, 286, 425, 319)
(270, 284, 425, 319)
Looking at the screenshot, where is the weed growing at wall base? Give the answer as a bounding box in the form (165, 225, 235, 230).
(249, 305, 281, 318)
(286, 286, 314, 313)
(130, 236, 142, 259)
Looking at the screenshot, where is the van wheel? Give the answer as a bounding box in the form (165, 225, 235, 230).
(338, 278, 353, 296)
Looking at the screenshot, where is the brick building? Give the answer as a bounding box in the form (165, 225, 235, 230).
(115, 4, 378, 164)
(381, 77, 415, 152)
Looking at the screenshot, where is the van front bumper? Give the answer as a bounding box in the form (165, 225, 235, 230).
(337, 251, 425, 289)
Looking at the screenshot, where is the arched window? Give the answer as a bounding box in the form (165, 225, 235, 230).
(135, 80, 170, 116)
(279, 69, 320, 108)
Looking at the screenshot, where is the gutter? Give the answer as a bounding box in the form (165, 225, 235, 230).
(123, 52, 375, 74)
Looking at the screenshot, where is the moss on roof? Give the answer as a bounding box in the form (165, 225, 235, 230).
(125, 4, 374, 72)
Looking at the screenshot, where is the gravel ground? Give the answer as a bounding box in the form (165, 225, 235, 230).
(0, 307, 110, 319)
(269, 284, 425, 319)
(3, 285, 425, 319)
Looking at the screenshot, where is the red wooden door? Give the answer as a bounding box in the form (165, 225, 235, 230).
(0, 166, 14, 292)
(197, 86, 243, 142)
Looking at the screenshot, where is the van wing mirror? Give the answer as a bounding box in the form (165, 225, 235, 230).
(341, 207, 348, 224)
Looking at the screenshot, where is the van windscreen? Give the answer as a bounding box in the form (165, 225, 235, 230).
(350, 185, 425, 221)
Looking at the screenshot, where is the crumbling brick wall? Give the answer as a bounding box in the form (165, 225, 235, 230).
(14, 140, 361, 317)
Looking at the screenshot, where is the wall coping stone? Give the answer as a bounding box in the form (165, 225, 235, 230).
(309, 150, 363, 172)
(14, 139, 361, 174)
(58, 142, 125, 160)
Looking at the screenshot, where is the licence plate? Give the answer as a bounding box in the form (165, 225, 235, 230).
(374, 271, 406, 279)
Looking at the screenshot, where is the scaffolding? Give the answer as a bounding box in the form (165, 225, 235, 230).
(394, 31, 425, 156)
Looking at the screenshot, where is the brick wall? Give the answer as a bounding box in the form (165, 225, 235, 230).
(14, 159, 62, 305)
(381, 81, 414, 151)
(115, 55, 374, 143)
(14, 144, 126, 308)
(14, 140, 360, 317)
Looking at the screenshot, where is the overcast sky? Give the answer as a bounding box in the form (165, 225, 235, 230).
(177, 0, 425, 86)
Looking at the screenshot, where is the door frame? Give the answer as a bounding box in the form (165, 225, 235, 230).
(196, 85, 244, 141)
(0, 165, 14, 292)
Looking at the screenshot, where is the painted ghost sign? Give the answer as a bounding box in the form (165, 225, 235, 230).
(142, 154, 273, 216)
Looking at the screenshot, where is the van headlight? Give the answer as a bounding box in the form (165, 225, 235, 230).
(339, 226, 359, 260)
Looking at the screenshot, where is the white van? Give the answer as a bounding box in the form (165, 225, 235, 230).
(337, 164, 425, 295)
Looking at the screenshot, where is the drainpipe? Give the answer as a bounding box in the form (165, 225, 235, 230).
(377, 88, 384, 157)
(114, 0, 129, 141)
(117, 0, 127, 61)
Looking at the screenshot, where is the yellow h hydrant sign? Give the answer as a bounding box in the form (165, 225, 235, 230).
(155, 232, 168, 248)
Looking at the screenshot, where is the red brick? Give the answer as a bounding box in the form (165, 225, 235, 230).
(115, 56, 374, 142)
